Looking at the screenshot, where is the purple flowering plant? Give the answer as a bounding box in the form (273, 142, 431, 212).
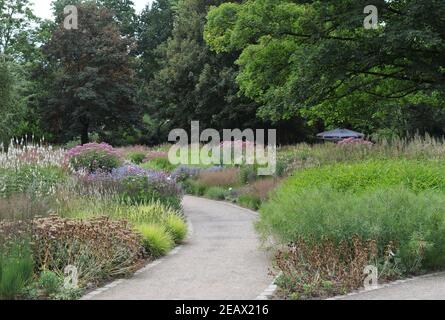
(171, 165, 223, 182)
(75, 164, 183, 210)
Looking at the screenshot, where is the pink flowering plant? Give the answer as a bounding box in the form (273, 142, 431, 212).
(337, 138, 373, 146)
(66, 143, 122, 173)
(144, 151, 168, 162)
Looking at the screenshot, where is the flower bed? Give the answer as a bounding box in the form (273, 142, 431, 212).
(0, 142, 186, 300)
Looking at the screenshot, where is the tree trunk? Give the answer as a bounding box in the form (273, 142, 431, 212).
(81, 122, 89, 145)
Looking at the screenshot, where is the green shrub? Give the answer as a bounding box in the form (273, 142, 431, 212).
(205, 187, 227, 200)
(238, 193, 261, 210)
(275, 160, 288, 177)
(136, 224, 174, 258)
(182, 179, 208, 196)
(141, 157, 176, 172)
(259, 186, 445, 272)
(37, 271, 61, 296)
(281, 159, 445, 194)
(127, 152, 146, 164)
(239, 165, 258, 184)
(123, 201, 180, 224)
(165, 215, 188, 243)
(0, 241, 34, 299)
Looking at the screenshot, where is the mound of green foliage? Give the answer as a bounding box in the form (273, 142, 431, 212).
(260, 186, 445, 272)
(259, 159, 445, 297)
(281, 159, 445, 194)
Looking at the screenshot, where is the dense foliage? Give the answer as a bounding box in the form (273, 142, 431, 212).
(258, 148, 445, 298)
(1, 0, 443, 144)
(40, 3, 138, 145)
(1, 0, 445, 301)
(205, 0, 445, 137)
(0, 141, 186, 300)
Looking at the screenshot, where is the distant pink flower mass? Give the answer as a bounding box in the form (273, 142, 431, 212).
(337, 138, 373, 146)
(65, 143, 121, 159)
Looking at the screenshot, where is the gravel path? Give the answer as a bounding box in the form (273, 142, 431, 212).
(85, 196, 273, 300)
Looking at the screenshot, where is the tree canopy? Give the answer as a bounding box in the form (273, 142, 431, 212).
(41, 2, 138, 144)
(144, 0, 267, 138)
(1, 0, 444, 145)
(205, 0, 445, 135)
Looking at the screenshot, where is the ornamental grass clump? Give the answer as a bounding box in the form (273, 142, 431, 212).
(164, 215, 188, 243)
(123, 201, 181, 224)
(66, 143, 121, 173)
(135, 224, 174, 258)
(122, 202, 188, 244)
(127, 152, 146, 164)
(0, 240, 34, 300)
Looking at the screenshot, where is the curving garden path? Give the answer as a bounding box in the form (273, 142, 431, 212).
(83, 196, 273, 300)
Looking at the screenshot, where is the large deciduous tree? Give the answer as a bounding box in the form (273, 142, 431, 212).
(0, 0, 37, 57)
(41, 3, 138, 144)
(0, 58, 12, 117)
(137, 0, 176, 81)
(52, 0, 137, 37)
(0, 57, 29, 144)
(144, 0, 268, 139)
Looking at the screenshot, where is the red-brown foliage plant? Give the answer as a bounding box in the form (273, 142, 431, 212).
(274, 235, 386, 299)
(0, 216, 145, 287)
(243, 178, 281, 201)
(198, 168, 240, 187)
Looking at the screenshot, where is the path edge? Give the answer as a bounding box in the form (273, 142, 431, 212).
(80, 219, 194, 300)
(327, 270, 445, 300)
